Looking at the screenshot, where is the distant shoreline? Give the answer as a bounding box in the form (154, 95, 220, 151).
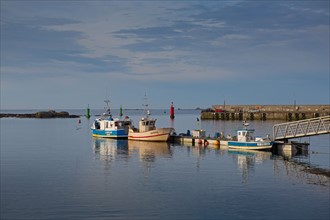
(0, 110, 80, 118)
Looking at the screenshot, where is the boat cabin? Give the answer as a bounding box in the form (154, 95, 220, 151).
(139, 118, 156, 132)
(237, 129, 255, 142)
(93, 116, 132, 131)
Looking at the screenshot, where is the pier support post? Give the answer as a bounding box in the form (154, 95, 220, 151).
(274, 141, 309, 158)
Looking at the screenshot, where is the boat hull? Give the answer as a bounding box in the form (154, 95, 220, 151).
(92, 129, 128, 138)
(227, 141, 274, 150)
(128, 128, 172, 142)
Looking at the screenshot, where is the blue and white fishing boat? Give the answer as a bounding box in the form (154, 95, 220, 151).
(228, 123, 274, 150)
(91, 100, 132, 138)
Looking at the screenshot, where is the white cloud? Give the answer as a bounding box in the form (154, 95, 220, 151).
(211, 34, 251, 47)
(192, 19, 226, 28)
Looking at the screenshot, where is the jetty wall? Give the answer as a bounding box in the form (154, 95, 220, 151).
(201, 105, 330, 121)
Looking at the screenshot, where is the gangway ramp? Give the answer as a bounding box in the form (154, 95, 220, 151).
(273, 116, 330, 141)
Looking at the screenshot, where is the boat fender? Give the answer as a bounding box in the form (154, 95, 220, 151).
(204, 141, 209, 146)
(198, 139, 203, 145)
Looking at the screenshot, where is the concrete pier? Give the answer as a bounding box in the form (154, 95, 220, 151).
(273, 141, 309, 158)
(201, 104, 330, 121)
(170, 135, 220, 146)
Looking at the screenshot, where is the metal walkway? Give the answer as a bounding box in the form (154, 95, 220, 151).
(273, 115, 330, 141)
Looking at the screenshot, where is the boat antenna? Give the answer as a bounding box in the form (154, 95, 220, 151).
(104, 99, 111, 115)
(142, 93, 150, 119)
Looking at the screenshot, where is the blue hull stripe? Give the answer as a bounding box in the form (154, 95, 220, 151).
(228, 141, 273, 147)
(92, 129, 128, 138)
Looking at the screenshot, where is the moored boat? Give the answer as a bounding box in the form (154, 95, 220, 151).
(91, 100, 132, 138)
(227, 125, 273, 150)
(129, 123, 173, 141)
(128, 97, 173, 142)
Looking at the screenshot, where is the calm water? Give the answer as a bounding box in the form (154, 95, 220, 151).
(1, 109, 329, 220)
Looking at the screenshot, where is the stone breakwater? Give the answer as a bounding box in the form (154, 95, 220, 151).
(201, 105, 330, 121)
(0, 110, 80, 118)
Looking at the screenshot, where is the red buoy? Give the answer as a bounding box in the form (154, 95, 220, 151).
(170, 102, 175, 119)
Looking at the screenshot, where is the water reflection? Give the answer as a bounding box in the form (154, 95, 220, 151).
(92, 138, 329, 186)
(92, 138, 172, 171)
(228, 149, 272, 183)
(272, 154, 330, 186)
(93, 138, 129, 162)
(127, 140, 172, 178)
(227, 148, 329, 186)
(128, 140, 172, 162)
(270, 144, 329, 185)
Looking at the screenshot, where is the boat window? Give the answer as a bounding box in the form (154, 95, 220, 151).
(238, 132, 241, 136)
(146, 121, 149, 125)
(95, 122, 100, 129)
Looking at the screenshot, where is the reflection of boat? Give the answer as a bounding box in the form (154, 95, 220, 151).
(229, 148, 272, 183)
(228, 125, 273, 150)
(228, 149, 257, 156)
(93, 138, 128, 157)
(228, 149, 271, 161)
(91, 100, 132, 138)
(128, 96, 173, 141)
(128, 140, 171, 179)
(128, 140, 171, 159)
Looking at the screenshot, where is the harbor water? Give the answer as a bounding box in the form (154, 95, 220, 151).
(1, 109, 329, 220)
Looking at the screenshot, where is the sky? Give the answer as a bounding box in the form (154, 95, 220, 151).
(1, 0, 329, 110)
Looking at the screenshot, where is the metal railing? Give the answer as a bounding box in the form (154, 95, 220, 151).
(273, 116, 330, 141)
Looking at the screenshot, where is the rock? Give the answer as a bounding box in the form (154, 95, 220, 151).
(57, 111, 70, 118)
(1, 110, 80, 118)
(35, 110, 77, 118)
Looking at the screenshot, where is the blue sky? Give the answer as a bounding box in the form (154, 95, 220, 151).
(1, 0, 329, 110)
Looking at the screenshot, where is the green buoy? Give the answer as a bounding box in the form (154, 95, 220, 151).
(119, 105, 123, 117)
(86, 104, 91, 119)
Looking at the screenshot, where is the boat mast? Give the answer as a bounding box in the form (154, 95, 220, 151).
(142, 94, 150, 119)
(104, 99, 111, 115)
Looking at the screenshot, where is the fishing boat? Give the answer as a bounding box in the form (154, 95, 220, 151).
(128, 97, 173, 142)
(91, 100, 132, 138)
(227, 124, 273, 150)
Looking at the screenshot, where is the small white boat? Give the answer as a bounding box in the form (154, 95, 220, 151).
(128, 97, 173, 142)
(227, 125, 273, 150)
(91, 100, 132, 138)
